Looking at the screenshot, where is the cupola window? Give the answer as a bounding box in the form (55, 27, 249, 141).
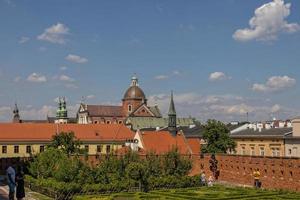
(128, 105, 132, 112)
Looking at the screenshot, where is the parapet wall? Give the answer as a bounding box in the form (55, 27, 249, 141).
(192, 154, 300, 191)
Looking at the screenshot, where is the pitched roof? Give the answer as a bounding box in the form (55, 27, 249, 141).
(0, 123, 134, 142)
(230, 127, 292, 138)
(148, 106, 162, 117)
(86, 105, 124, 117)
(126, 117, 194, 130)
(139, 130, 192, 155)
(179, 125, 203, 138)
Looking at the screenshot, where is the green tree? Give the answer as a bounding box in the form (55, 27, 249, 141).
(163, 148, 192, 176)
(201, 119, 236, 154)
(29, 148, 67, 178)
(49, 131, 82, 156)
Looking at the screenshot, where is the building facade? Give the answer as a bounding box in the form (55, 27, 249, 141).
(0, 123, 135, 158)
(77, 75, 162, 125)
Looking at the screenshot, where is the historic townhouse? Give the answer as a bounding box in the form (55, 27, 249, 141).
(0, 123, 134, 158)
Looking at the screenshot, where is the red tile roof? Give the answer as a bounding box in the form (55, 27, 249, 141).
(139, 131, 192, 155)
(86, 105, 124, 117)
(0, 123, 134, 142)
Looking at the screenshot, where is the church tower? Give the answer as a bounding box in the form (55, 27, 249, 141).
(55, 97, 68, 124)
(12, 103, 20, 123)
(122, 75, 147, 116)
(168, 91, 177, 136)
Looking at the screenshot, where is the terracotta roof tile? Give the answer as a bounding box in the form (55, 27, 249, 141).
(86, 105, 124, 117)
(140, 131, 192, 155)
(0, 123, 134, 142)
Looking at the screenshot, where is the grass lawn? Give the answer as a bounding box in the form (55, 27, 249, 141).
(73, 185, 300, 200)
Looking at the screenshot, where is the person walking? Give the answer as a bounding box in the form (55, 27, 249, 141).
(15, 166, 25, 200)
(6, 164, 16, 200)
(253, 168, 261, 188)
(200, 171, 206, 186)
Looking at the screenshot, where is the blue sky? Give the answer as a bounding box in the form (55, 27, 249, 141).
(0, 0, 300, 122)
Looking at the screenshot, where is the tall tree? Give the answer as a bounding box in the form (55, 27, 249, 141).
(201, 119, 236, 154)
(49, 131, 82, 156)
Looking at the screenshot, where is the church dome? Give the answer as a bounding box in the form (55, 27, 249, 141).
(123, 75, 146, 100)
(123, 85, 146, 100)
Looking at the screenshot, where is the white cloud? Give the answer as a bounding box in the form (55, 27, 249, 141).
(209, 72, 230, 81)
(60, 66, 67, 71)
(19, 36, 29, 44)
(271, 104, 281, 113)
(59, 75, 74, 82)
(65, 54, 88, 64)
(86, 95, 95, 99)
(173, 70, 181, 75)
(233, 0, 300, 42)
(27, 73, 47, 83)
(64, 83, 78, 89)
(147, 92, 296, 122)
(37, 23, 69, 44)
(252, 75, 296, 92)
(154, 75, 169, 80)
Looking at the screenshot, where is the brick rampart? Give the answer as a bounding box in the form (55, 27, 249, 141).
(192, 154, 300, 191)
(2, 154, 300, 192)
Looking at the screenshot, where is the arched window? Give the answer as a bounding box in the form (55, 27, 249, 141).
(128, 105, 132, 112)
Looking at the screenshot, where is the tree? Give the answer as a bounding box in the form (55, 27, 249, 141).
(201, 119, 236, 154)
(49, 131, 82, 156)
(163, 148, 192, 176)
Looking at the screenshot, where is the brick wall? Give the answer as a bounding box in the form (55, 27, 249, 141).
(2, 154, 300, 192)
(192, 154, 300, 191)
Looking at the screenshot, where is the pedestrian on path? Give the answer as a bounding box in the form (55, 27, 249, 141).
(16, 166, 25, 200)
(6, 164, 16, 200)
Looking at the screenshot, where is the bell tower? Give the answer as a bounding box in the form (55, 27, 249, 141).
(12, 103, 20, 123)
(168, 91, 177, 136)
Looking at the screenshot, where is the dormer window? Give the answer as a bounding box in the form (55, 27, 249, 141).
(128, 105, 132, 112)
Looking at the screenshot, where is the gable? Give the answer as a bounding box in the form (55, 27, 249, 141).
(131, 104, 155, 117)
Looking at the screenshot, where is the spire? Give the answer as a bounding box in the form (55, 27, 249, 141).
(130, 73, 139, 86)
(13, 103, 20, 123)
(168, 91, 177, 136)
(168, 91, 176, 116)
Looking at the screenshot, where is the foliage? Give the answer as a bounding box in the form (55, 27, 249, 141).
(48, 131, 82, 156)
(162, 148, 192, 176)
(201, 119, 236, 154)
(27, 147, 195, 196)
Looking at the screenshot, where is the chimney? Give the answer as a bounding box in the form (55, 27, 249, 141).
(292, 118, 300, 137)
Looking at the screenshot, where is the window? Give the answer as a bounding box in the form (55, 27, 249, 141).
(259, 147, 265, 156)
(106, 145, 111, 154)
(128, 105, 132, 112)
(118, 120, 123, 124)
(251, 147, 255, 156)
(106, 120, 111, 124)
(94, 121, 99, 124)
(288, 149, 292, 155)
(97, 145, 102, 153)
(241, 146, 246, 155)
(2, 146, 7, 154)
(85, 145, 89, 153)
(40, 145, 45, 153)
(26, 145, 31, 154)
(14, 146, 19, 154)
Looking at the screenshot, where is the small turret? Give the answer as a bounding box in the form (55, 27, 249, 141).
(168, 91, 177, 136)
(55, 97, 68, 124)
(12, 103, 20, 123)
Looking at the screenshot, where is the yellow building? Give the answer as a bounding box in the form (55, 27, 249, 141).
(0, 123, 135, 158)
(230, 127, 291, 157)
